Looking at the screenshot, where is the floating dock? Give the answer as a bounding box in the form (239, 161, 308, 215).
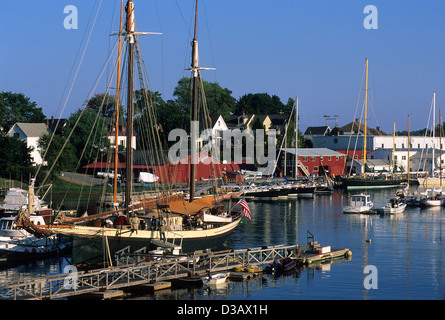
(0, 234, 350, 300)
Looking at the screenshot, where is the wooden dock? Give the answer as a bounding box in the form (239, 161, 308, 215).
(0, 236, 351, 300)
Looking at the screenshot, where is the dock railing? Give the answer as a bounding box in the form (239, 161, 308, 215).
(0, 243, 312, 300)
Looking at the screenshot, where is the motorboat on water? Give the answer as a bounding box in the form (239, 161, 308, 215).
(381, 197, 407, 214)
(343, 193, 374, 214)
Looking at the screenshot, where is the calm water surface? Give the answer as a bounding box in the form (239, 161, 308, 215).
(1, 187, 444, 300)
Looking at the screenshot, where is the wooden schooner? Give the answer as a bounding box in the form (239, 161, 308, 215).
(22, 0, 245, 265)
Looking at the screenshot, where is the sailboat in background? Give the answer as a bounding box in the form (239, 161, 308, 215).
(417, 92, 445, 188)
(285, 97, 315, 198)
(17, 0, 245, 265)
(341, 58, 408, 190)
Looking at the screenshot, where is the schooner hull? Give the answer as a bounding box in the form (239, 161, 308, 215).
(343, 178, 408, 189)
(52, 218, 242, 264)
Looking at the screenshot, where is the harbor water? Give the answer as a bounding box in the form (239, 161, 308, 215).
(1, 187, 444, 300)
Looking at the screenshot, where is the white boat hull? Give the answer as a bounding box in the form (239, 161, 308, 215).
(382, 203, 407, 214)
(343, 205, 374, 214)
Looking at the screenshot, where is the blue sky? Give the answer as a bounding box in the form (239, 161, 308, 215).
(1, 0, 444, 133)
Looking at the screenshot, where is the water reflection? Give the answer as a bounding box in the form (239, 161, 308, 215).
(1, 187, 444, 299)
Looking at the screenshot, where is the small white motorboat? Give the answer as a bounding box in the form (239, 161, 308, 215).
(343, 193, 374, 214)
(381, 198, 407, 214)
(203, 272, 230, 285)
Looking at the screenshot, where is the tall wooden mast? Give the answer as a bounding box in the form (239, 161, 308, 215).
(113, 0, 124, 205)
(189, 0, 199, 202)
(125, 0, 135, 211)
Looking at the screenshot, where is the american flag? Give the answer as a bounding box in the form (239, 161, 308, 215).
(237, 199, 252, 220)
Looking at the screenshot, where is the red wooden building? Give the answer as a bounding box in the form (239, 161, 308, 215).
(276, 148, 346, 177)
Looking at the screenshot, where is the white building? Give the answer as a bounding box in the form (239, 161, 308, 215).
(8, 123, 50, 165)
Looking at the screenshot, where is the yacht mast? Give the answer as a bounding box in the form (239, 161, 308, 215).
(407, 115, 410, 186)
(125, 0, 135, 211)
(363, 58, 368, 178)
(295, 97, 299, 179)
(432, 91, 436, 175)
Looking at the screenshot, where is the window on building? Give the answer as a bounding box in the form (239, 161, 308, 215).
(311, 157, 315, 162)
(314, 166, 319, 172)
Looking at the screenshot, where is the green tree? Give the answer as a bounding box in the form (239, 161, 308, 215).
(64, 109, 110, 167)
(86, 93, 124, 118)
(0, 132, 33, 180)
(37, 134, 78, 179)
(0, 92, 46, 132)
(234, 93, 286, 115)
(173, 77, 236, 118)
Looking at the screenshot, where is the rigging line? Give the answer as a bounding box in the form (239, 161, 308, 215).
(201, 0, 217, 82)
(346, 62, 366, 175)
(154, 0, 165, 95)
(274, 101, 295, 176)
(37, 39, 120, 196)
(74, 48, 126, 211)
(134, 30, 171, 195)
(367, 71, 381, 133)
(107, 0, 119, 82)
(51, 0, 100, 129)
(419, 96, 436, 173)
(36, 0, 103, 181)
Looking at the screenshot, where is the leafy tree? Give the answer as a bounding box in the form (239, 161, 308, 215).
(37, 134, 78, 179)
(0, 92, 45, 132)
(0, 132, 33, 180)
(173, 77, 236, 118)
(85, 93, 124, 118)
(234, 93, 286, 115)
(64, 109, 110, 167)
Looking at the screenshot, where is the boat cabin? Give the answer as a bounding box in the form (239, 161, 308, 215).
(350, 194, 372, 207)
(0, 215, 46, 238)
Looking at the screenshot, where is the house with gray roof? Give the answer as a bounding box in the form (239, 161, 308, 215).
(8, 123, 50, 165)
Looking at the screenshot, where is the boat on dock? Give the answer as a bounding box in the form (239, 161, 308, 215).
(343, 193, 374, 214)
(0, 181, 71, 264)
(203, 272, 230, 285)
(0, 215, 70, 264)
(264, 257, 296, 275)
